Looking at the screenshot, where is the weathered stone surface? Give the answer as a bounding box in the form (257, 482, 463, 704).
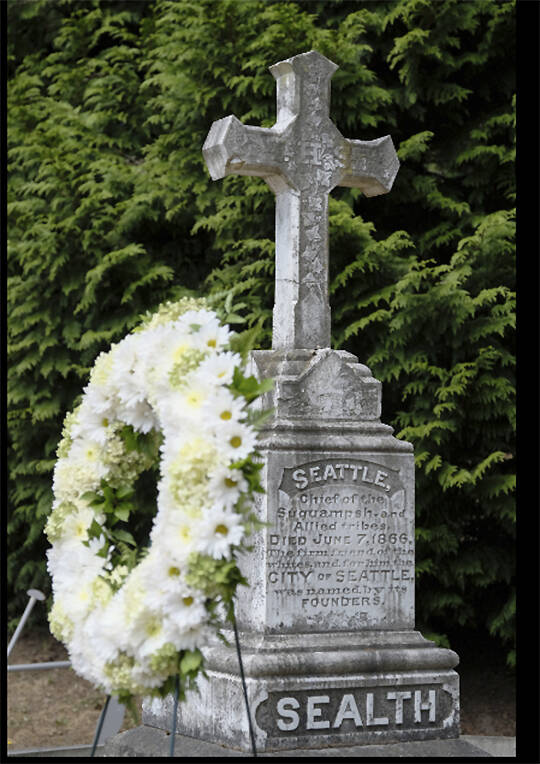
(232, 349, 415, 639)
(121, 50, 461, 756)
(203, 50, 399, 350)
(143, 666, 459, 752)
(102, 727, 493, 757)
(250, 349, 382, 421)
(143, 350, 461, 750)
(141, 625, 459, 751)
(238, 448, 415, 634)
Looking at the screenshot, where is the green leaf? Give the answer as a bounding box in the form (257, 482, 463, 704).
(113, 529, 136, 546)
(100, 480, 115, 503)
(114, 507, 130, 522)
(81, 490, 102, 503)
(115, 486, 135, 500)
(179, 649, 203, 676)
(118, 426, 138, 452)
(88, 519, 104, 538)
(230, 368, 274, 403)
(96, 542, 109, 559)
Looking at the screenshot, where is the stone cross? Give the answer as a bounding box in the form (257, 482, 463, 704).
(203, 50, 399, 350)
(135, 52, 462, 757)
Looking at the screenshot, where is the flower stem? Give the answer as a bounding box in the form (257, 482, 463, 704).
(91, 694, 111, 757)
(169, 674, 180, 757)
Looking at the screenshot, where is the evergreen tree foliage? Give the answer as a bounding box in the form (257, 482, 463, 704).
(8, 0, 515, 663)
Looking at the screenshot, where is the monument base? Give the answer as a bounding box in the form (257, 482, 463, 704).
(102, 727, 490, 758)
(140, 629, 459, 752)
(138, 347, 460, 754)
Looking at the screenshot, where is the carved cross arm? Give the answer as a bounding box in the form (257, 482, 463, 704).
(340, 136, 400, 197)
(203, 115, 283, 186)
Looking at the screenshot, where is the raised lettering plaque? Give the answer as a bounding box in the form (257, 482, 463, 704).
(258, 684, 448, 737)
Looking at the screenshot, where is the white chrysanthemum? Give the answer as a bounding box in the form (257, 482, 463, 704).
(187, 315, 232, 352)
(201, 388, 246, 431)
(129, 606, 175, 660)
(135, 549, 186, 600)
(195, 506, 245, 559)
(84, 382, 116, 415)
(162, 590, 207, 635)
(207, 465, 248, 509)
(194, 351, 241, 387)
(60, 505, 98, 544)
(130, 660, 169, 690)
(172, 622, 212, 652)
(68, 626, 102, 689)
(151, 491, 203, 568)
(109, 335, 146, 406)
(174, 378, 214, 422)
(174, 309, 218, 335)
(151, 475, 178, 518)
(47, 537, 108, 596)
(118, 568, 146, 628)
(59, 576, 100, 624)
(217, 420, 258, 461)
(69, 436, 107, 464)
(70, 391, 115, 445)
(158, 511, 201, 560)
(118, 398, 157, 433)
(82, 603, 121, 666)
(134, 325, 175, 399)
(160, 327, 196, 370)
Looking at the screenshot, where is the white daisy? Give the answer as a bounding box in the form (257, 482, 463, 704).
(163, 590, 207, 635)
(60, 505, 98, 544)
(207, 464, 247, 509)
(132, 607, 177, 661)
(118, 398, 157, 433)
(195, 506, 245, 559)
(68, 434, 103, 461)
(71, 388, 116, 444)
(194, 351, 241, 387)
(161, 327, 196, 373)
(82, 605, 121, 666)
(109, 334, 146, 408)
(192, 317, 232, 352)
(217, 420, 258, 462)
(158, 511, 201, 561)
(174, 378, 214, 422)
(202, 387, 246, 431)
(137, 549, 187, 599)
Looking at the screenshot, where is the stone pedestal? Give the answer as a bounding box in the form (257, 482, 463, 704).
(142, 350, 460, 752)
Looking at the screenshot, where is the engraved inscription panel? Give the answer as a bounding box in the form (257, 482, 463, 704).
(256, 683, 451, 739)
(266, 456, 414, 631)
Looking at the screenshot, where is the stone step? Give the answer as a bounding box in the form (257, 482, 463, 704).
(99, 726, 500, 757)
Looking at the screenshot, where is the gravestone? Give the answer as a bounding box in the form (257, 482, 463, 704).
(142, 50, 461, 753)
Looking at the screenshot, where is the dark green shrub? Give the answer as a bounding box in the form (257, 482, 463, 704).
(8, 0, 514, 664)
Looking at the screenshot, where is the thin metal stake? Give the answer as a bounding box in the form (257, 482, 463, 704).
(169, 674, 180, 757)
(7, 590, 46, 658)
(232, 605, 257, 757)
(91, 694, 111, 757)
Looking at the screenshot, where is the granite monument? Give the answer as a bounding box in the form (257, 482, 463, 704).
(143, 50, 461, 753)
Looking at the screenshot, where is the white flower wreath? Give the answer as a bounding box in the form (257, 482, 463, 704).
(45, 298, 270, 705)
